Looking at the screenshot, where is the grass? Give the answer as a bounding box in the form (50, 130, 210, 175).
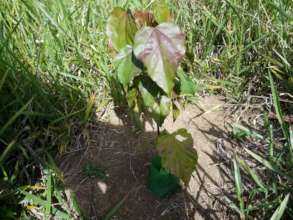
(230, 74, 293, 219)
(0, 0, 292, 219)
(0, 0, 111, 218)
(173, 0, 293, 97)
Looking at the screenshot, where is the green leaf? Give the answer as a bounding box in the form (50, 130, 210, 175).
(148, 156, 180, 198)
(106, 7, 137, 51)
(138, 81, 171, 126)
(126, 88, 138, 108)
(232, 124, 264, 141)
(270, 194, 290, 220)
(157, 129, 197, 185)
(114, 46, 141, 86)
(152, 0, 171, 23)
(21, 190, 48, 207)
(159, 96, 171, 117)
(126, 88, 143, 130)
(171, 103, 180, 121)
(134, 23, 185, 95)
(138, 81, 156, 107)
(177, 68, 197, 96)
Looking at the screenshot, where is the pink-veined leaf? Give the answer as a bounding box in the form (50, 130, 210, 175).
(134, 23, 185, 95)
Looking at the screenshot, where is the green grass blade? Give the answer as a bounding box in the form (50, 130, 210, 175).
(0, 71, 8, 93)
(245, 149, 278, 173)
(35, 1, 66, 34)
(69, 190, 82, 216)
(270, 194, 290, 220)
(269, 72, 289, 140)
(0, 98, 33, 137)
(103, 193, 128, 220)
(289, 125, 293, 151)
(0, 140, 16, 165)
(46, 171, 53, 219)
(237, 158, 266, 191)
(269, 123, 274, 158)
(233, 158, 245, 219)
(224, 196, 241, 215)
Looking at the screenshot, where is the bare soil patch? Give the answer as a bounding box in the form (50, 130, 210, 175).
(59, 96, 236, 220)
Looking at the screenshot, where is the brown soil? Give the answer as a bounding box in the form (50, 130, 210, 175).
(59, 96, 236, 220)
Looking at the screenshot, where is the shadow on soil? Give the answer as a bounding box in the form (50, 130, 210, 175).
(59, 119, 197, 220)
(59, 104, 238, 220)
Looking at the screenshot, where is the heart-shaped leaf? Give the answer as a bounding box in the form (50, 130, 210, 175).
(177, 68, 197, 96)
(134, 23, 185, 95)
(114, 46, 141, 86)
(106, 7, 137, 51)
(157, 129, 197, 185)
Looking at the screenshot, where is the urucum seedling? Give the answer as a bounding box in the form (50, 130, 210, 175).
(106, 1, 197, 197)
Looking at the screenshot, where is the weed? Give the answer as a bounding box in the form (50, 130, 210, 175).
(172, 0, 293, 97)
(106, 4, 198, 189)
(230, 74, 293, 219)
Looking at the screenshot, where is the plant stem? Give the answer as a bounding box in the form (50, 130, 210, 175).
(157, 124, 160, 136)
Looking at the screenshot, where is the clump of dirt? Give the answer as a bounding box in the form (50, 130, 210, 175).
(60, 96, 236, 220)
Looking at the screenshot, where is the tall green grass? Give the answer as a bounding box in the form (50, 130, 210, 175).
(0, 0, 112, 218)
(230, 74, 292, 219)
(173, 0, 293, 96)
(0, 0, 157, 218)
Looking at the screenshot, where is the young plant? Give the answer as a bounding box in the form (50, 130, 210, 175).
(106, 1, 197, 190)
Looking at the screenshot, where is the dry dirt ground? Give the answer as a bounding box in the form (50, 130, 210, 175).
(59, 96, 237, 220)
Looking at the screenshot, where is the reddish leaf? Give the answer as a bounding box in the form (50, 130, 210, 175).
(134, 23, 185, 95)
(133, 10, 157, 28)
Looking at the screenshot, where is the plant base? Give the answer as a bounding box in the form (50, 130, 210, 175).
(147, 156, 180, 198)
